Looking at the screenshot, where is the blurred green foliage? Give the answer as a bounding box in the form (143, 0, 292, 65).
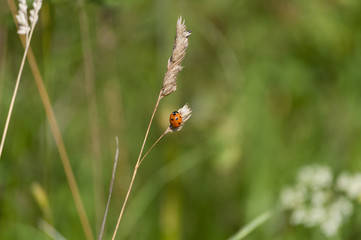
(1, 0, 361, 239)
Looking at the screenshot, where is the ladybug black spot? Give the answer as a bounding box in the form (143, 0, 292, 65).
(175, 117, 178, 120)
(171, 118, 174, 121)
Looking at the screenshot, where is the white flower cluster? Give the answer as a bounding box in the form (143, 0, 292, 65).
(16, 0, 43, 35)
(281, 165, 360, 238)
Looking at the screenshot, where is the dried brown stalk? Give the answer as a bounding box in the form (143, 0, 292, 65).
(98, 137, 119, 240)
(111, 17, 191, 240)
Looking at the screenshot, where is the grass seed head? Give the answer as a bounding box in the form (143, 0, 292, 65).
(161, 16, 191, 98)
(16, 0, 43, 35)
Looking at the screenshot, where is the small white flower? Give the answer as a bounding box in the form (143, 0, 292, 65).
(290, 207, 307, 225)
(304, 207, 327, 227)
(321, 217, 341, 237)
(336, 172, 350, 191)
(337, 172, 361, 199)
(320, 198, 352, 237)
(298, 165, 332, 189)
(331, 197, 353, 218)
(281, 186, 306, 209)
(313, 167, 332, 188)
(311, 190, 330, 207)
(348, 175, 361, 199)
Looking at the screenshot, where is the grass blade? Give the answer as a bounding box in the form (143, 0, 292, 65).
(228, 210, 272, 240)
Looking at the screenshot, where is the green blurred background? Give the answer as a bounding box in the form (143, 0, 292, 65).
(1, 0, 361, 239)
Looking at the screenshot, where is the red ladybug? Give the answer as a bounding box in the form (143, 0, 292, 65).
(169, 111, 182, 128)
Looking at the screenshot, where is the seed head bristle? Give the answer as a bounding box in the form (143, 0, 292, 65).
(161, 16, 191, 98)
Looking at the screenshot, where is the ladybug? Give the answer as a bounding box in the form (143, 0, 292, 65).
(169, 111, 182, 128)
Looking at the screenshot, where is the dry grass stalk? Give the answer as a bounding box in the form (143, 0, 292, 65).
(111, 17, 191, 240)
(98, 137, 119, 240)
(5, 1, 94, 239)
(111, 91, 162, 240)
(0, 0, 42, 158)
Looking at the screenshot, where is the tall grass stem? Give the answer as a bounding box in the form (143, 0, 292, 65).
(6, 1, 94, 239)
(98, 137, 119, 240)
(112, 92, 162, 240)
(0, 10, 35, 158)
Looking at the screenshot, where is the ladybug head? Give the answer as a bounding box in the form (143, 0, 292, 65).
(172, 111, 179, 115)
